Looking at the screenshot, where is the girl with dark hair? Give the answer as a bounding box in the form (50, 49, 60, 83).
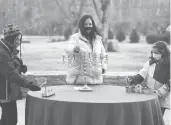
(78, 15, 101, 42)
(66, 15, 107, 84)
(127, 41, 170, 115)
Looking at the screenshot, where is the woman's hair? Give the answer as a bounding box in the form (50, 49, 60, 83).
(78, 15, 101, 40)
(150, 41, 170, 65)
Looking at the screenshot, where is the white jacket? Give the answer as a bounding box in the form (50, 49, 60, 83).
(139, 61, 170, 109)
(66, 32, 107, 84)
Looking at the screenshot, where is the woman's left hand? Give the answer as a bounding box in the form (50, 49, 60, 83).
(20, 65, 27, 74)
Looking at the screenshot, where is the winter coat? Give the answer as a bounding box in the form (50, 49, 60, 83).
(0, 39, 30, 102)
(66, 32, 107, 84)
(138, 61, 170, 109)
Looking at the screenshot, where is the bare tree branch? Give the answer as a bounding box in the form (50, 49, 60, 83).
(54, 0, 70, 20)
(71, 0, 85, 32)
(0, 0, 9, 12)
(77, 0, 85, 18)
(68, 0, 77, 12)
(93, 0, 102, 21)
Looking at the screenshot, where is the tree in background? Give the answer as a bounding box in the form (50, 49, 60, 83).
(129, 27, 140, 43)
(116, 29, 125, 42)
(0, 0, 169, 38)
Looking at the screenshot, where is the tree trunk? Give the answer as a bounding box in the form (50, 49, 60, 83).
(72, 0, 85, 33)
(93, 0, 102, 21)
(101, 0, 110, 51)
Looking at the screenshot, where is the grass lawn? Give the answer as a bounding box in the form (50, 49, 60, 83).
(21, 36, 153, 73)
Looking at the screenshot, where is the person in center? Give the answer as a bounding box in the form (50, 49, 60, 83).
(66, 15, 107, 84)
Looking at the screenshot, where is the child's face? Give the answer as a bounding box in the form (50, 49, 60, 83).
(151, 48, 162, 61)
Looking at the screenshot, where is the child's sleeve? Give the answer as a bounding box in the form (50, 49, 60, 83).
(156, 84, 169, 98)
(138, 61, 149, 79)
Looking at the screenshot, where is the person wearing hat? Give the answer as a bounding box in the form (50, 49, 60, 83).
(0, 24, 41, 125)
(127, 41, 170, 116)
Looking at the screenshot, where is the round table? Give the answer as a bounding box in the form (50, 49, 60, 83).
(25, 85, 164, 125)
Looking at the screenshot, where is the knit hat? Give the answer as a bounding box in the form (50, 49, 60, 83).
(3, 24, 21, 39)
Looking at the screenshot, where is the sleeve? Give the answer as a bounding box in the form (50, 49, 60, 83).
(100, 39, 108, 70)
(138, 61, 149, 79)
(156, 84, 169, 98)
(66, 36, 78, 54)
(129, 74, 144, 85)
(0, 52, 30, 88)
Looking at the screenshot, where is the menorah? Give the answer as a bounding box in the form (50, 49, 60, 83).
(62, 51, 108, 91)
(36, 77, 55, 97)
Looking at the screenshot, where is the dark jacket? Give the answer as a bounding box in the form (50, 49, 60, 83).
(0, 39, 30, 101)
(12, 52, 24, 100)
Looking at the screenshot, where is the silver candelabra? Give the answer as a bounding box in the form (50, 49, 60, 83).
(62, 51, 108, 91)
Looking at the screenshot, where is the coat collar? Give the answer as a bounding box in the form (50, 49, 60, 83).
(78, 31, 89, 43)
(77, 31, 102, 43)
(0, 39, 11, 53)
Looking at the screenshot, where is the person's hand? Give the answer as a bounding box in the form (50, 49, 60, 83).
(102, 68, 106, 74)
(73, 46, 80, 53)
(20, 65, 27, 74)
(27, 82, 41, 91)
(127, 76, 133, 84)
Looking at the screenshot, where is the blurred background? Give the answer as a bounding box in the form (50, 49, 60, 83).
(0, 1, 170, 124)
(0, 0, 170, 40)
(0, 0, 170, 72)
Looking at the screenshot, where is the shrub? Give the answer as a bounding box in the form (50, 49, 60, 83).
(129, 29, 140, 43)
(158, 31, 170, 44)
(146, 34, 158, 44)
(108, 29, 114, 39)
(107, 39, 119, 52)
(64, 27, 72, 40)
(146, 32, 170, 44)
(116, 30, 125, 42)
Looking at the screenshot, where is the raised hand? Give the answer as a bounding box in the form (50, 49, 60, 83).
(73, 46, 80, 53)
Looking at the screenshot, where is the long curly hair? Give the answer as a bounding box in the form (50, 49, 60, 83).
(78, 15, 101, 41)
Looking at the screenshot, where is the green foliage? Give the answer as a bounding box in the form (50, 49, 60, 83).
(64, 27, 72, 40)
(108, 29, 114, 39)
(146, 34, 158, 44)
(129, 29, 140, 43)
(0, 0, 169, 36)
(146, 31, 170, 44)
(158, 31, 170, 44)
(107, 39, 119, 52)
(116, 30, 126, 42)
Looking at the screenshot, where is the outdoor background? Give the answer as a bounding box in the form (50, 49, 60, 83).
(0, 0, 170, 72)
(0, 0, 170, 125)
